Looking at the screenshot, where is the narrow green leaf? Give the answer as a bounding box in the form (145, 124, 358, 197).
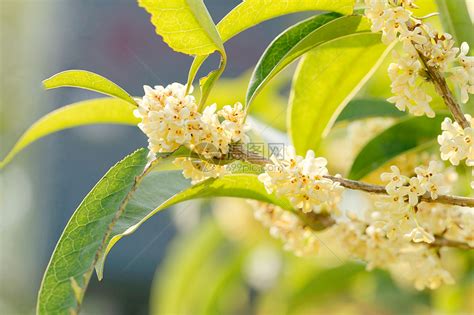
(197, 57, 226, 108)
(43, 70, 136, 105)
(435, 0, 474, 48)
(138, 0, 224, 56)
(335, 98, 406, 122)
(37, 149, 149, 315)
(95, 172, 292, 278)
(0, 98, 138, 169)
(289, 33, 393, 154)
(348, 115, 445, 180)
(247, 14, 374, 106)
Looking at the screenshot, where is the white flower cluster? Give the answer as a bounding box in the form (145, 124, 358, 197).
(332, 217, 454, 290)
(365, 0, 474, 117)
(135, 83, 249, 183)
(438, 114, 473, 166)
(381, 161, 449, 207)
(249, 201, 319, 257)
(450, 43, 474, 104)
(330, 173, 469, 291)
(258, 147, 344, 214)
(417, 202, 474, 248)
(438, 114, 473, 188)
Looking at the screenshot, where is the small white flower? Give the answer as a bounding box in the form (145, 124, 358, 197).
(173, 157, 226, 184)
(438, 115, 473, 166)
(414, 161, 449, 199)
(405, 225, 435, 243)
(381, 165, 408, 194)
(258, 147, 343, 214)
(250, 201, 319, 256)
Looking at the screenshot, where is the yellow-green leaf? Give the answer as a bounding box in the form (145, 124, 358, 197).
(43, 70, 136, 105)
(217, 0, 354, 43)
(289, 33, 393, 154)
(188, 0, 355, 103)
(0, 98, 138, 168)
(138, 0, 224, 56)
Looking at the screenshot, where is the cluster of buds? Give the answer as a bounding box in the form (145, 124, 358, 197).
(134, 83, 249, 183)
(258, 147, 344, 214)
(364, 0, 474, 117)
(250, 201, 319, 257)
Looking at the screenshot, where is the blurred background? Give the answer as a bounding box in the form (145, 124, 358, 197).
(0, 0, 473, 314)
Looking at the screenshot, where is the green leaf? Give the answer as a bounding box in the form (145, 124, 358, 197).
(348, 115, 445, 180)
(217, 0, 354, 43)
(138, 0, 227, 106)
(37, 149, 149, 315)
(0, 98, 138, 169)
(247, 14, 375, 106)
(197, 55, 227, 108)
(138, 0, 224, 56)
(188, 0, 355, 103)
(43, 70, 136, 105)
(335, 98, 406, 122)
(289, 33, 393, 154)
(95, 172, 292, 278)
(435, 0, 474, 48)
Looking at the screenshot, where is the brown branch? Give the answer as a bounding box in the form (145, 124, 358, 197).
(232, 148, 474, 207)
(431, 236, 473, 250)
(324, 175, 474, 207)
(417, 48, 470, 129)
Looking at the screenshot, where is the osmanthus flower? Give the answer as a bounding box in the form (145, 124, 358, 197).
(438, 114, 473, 166)
(387, 51, 435, 117)
(258, 147, 344, 214)
(414, 161, 450, 199)
(218, 102, 250, 143)
(249, 201, 319, 257)
(381, 161, 451, 207)
(380, 165, 409, 195)
(135, 82, 250, 184)
(173, 157, 226, 185)
(404, 225, 435, 243)
(135, 83, 199, 153)
(364, 0, 474, 114)
(449, 43, 474, 104)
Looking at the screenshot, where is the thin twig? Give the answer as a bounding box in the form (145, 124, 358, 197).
(324, 175, 474, 207)
(234, 148, 474, 207)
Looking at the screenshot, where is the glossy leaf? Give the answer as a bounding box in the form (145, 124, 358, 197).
(95, 171, 292, 278)
(37, 149, 149, 315)
(138, 0, 224, 56)
(217, 0, 354, 43)
(189, 0, 355, 103)
(289, 33, 392, 154)
(0, 98, 138, 169)
(43, 70, 136, 105)
(247, 14, 374, 105)
(336, 98, 406, 122)
(348, 115, 445, 180)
